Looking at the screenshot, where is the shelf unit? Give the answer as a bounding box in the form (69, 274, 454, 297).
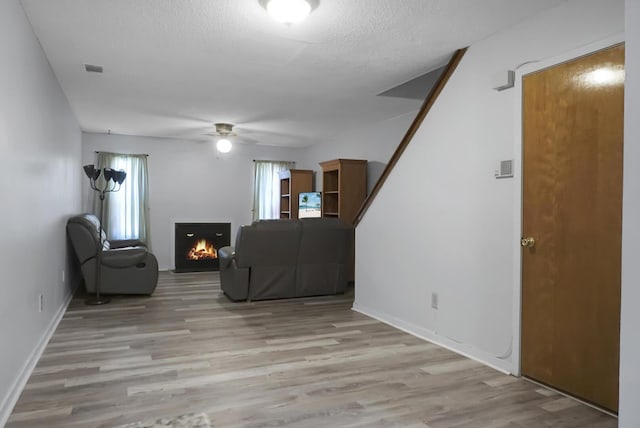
(319, 159, 367, 225)
(278, 169, 313, 219)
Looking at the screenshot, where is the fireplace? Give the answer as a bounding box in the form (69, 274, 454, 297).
(174, 222, 231, 272)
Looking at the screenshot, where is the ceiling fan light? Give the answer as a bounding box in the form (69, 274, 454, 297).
(266, 0, 311, 24)
(216, 138, 232, 153)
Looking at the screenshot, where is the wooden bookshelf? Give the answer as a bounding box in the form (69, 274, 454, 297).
(319, 159, 367, 225)
(278, 169, 313, 219)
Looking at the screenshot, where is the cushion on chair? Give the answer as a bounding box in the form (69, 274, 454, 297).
(101, 247, 149, 268)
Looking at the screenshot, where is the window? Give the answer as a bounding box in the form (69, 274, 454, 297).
(252, 160, 294, 221)
(93, 152, 151, 246)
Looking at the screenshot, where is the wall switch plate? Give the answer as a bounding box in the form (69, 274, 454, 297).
(62, 269, 65, 283)
(38, 294, 44, 312)
(431, 292, 439, 310)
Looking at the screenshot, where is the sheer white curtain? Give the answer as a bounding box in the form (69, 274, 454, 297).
(252, 160, 294, 221)
(93, 152, 151, 248)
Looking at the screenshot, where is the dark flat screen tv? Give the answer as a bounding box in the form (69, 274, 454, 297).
(298, 192, 322, 218)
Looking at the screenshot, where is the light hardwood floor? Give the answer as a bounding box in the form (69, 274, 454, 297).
(8, 272, 617, 427)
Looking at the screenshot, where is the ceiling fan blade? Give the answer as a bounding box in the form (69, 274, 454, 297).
(236, 135, 259, 145)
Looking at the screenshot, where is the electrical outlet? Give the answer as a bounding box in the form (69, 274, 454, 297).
(38, 294, 44, 313)
(431, 292, 439, 310)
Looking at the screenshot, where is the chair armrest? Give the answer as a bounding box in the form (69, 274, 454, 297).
(109, 239, 145, 249)
(101, 247, 148, 267)
(218, 246, 235, 269)
(218, 246, 235, 259)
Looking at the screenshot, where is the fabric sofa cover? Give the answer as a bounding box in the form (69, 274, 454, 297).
(296, 218, 352, 296)
(67, 213, 159, 295)
(219, 218, 353, 301)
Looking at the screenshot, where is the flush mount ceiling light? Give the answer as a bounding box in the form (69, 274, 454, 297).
(216, 138, 232, 153)
(211, 123, 235, 153)
(260, 0, 318, 24)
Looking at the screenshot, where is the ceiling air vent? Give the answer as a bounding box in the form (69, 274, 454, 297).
(84, 64, 103, 73)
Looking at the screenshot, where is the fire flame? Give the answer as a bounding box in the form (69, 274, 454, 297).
(187, 239, 217, 260)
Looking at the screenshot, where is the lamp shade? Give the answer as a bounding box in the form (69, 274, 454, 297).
(103, 168, 115, 182)
(114, 169, 127, 184)
(83, 164, 99, 179)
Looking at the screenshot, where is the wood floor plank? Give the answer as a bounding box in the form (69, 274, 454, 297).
(7, 271, 617, 427)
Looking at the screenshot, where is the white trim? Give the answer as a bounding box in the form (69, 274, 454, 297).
(353, 303, 512, 375)
(511, 33, 625, 376)
(0, 289, 76, 427)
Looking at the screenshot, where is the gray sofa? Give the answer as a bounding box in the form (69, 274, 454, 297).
(219, 218, 354, 301)
(66, 213, 159, 295)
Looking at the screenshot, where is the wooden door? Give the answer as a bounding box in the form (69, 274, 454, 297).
(521, 44, 624, 412)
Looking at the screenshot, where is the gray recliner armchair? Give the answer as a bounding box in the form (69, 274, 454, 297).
(66, 213, 159, 295)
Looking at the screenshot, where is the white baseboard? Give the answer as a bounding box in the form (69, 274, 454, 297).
(352, 302, 513, 375)
(0, 289, 75, 427)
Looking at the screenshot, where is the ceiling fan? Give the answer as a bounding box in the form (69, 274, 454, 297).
(204, 123, 237, 153)
(202, 122, 266, 152)
(198, 120, 302, 149)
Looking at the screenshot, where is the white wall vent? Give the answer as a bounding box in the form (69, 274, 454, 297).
(495, 159, 514, 179)
(84, 64, 103, 73)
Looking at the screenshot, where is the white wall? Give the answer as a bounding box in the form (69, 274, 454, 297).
(298, 111, 419, 193)
(619, 0, 640, 425)
(2, 0, 634, 423)
(354, 0, 625, 373)
(0, 0, 82, 424)
(81, 133, 304, 269)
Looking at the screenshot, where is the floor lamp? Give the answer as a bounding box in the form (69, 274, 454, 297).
(83, 164, 127, 305)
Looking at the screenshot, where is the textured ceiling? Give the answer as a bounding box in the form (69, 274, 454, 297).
(21, 0, 567, 147)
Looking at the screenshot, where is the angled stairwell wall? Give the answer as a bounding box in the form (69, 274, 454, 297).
(353, 49, 466, 227)
(353, 0, 624, 373)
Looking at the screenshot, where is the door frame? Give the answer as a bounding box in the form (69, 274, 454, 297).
(511, 33, 625, 377)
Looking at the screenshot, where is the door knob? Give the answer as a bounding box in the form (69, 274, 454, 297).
(521, 237, 535, 248)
